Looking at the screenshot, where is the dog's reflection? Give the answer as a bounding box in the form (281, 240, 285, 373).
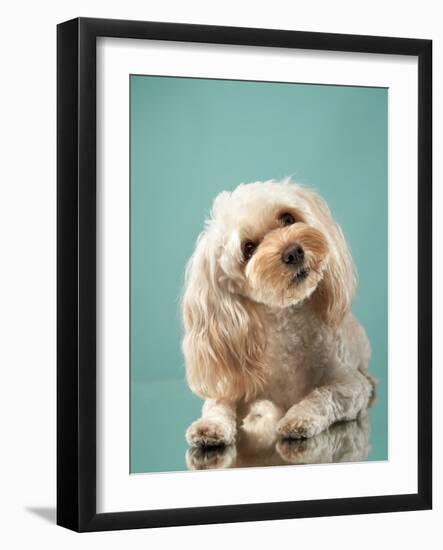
(186, 413, 371, 470)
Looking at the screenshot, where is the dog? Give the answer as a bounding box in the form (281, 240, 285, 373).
(182, 179, 375, 447)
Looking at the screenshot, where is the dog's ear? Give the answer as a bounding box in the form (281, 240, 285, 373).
(182, 232, 266, 401)
(299, 188, 356, 327)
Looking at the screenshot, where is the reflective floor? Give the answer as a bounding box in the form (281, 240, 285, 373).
(186, 413, 371, 470)
(130, 377, 387, 474)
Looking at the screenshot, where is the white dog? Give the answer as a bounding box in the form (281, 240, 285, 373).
(182, 179, 375, 447)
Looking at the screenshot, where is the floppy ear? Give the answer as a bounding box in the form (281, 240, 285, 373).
(182, 232, 266, 401)
(299, 188, 356, 327)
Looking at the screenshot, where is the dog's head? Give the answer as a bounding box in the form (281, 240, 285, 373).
(182, 180, 356, 400)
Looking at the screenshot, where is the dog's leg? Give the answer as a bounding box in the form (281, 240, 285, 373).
(186, 400, 237, 447)
(277, 372, 372, 439)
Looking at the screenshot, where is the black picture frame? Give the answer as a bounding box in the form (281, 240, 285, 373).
(57, 17, 432, 532)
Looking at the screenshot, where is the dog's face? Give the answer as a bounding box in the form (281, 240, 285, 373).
(220, 203, 328, 309)
(213, 181, 338, 309)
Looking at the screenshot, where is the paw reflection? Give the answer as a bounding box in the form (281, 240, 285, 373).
(186, 444, 237, 470)
(277, 414, 371, 465)
(186, 413, 371, 470)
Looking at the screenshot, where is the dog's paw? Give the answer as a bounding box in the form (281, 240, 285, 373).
(277, 413, 326, 439)
(186, 417, 236, 447)
(241, 400, 283, 434)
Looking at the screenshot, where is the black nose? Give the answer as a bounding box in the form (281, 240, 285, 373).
(282, 244, 305, 266)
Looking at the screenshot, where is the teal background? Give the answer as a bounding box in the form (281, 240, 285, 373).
(130, 75, 388, 473)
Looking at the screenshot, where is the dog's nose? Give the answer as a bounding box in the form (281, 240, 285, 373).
(282, 244, 305, 266)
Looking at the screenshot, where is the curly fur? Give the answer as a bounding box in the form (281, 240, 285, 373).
(182, 179, 374, 446)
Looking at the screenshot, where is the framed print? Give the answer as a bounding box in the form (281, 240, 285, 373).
(57, 17, 432, 532)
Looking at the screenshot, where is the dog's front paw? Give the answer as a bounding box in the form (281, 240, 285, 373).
(186, 417, 236, 447)
(277, 413, 326, 439)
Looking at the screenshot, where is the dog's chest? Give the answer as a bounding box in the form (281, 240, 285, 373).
(260, 307, 332, 407)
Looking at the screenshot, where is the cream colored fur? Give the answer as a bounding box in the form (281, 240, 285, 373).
(182, 179, 374, 446)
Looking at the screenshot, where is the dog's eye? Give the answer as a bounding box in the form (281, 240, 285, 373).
(243, 240, 257, 261)
(279, 212, 295, 226)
